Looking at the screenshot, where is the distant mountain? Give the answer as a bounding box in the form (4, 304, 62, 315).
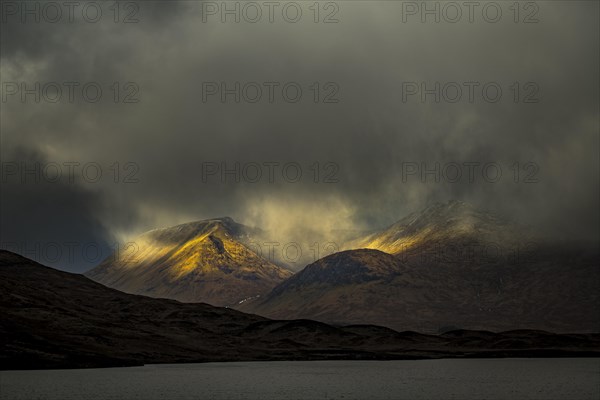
(2, 251, 599, 370)
(84, 203, 599, 334)
(85, 217, 292, 307)
(241, 202, 600, 333)
(344, 200, 531, 263)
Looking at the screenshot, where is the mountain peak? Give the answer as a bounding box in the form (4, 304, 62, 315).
(85, 217, 291, 306)
(397, 200, 498, 230)
(409, 200, 480, 220)
(344, 200, 521, 256)
(138, 216, 259, 246)
(267, 249, 404, 297)
(203, 216, 238, 229)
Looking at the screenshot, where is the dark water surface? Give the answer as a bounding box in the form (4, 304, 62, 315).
(2, 358, 599, 400)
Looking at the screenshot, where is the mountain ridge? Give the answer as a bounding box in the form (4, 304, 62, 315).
(343, 200, 531, 260)
(240, 202, 599, 333)
(85, 217, 292, 306)
(85, 202, 598, 333)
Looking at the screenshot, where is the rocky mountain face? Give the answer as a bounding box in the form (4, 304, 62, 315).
(85, 217, 292, 307)
(2, 251, 599, 370)
(241, 202, 599, 333)
(344, 200, 532, 264)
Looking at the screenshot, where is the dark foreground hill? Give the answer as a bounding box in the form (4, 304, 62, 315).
(1, 251, 599, 370)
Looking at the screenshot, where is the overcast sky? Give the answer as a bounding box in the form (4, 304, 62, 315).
(1, 1, 598, 272)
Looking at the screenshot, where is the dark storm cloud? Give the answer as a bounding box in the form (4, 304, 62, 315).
(0, 146, 122, 272)
(1, 1, 598, 271)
